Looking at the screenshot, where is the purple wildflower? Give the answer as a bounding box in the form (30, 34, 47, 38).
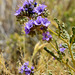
(23, 0, 28, 6)
(31, 66, 34, 70)
(25, 27, 30, 34)
(53, 57, 55, 60)
(23, 0, 34, 4)
(26, 20, 34, 29)
(42, 18, 50, 27)
(25, 72, 30, 75)
(59, 44, 63, 48)
(19, 65, 25, 74)
(60, 48, 66, 53)
(19, 62, 34, 74)
(21, 65, 25, 70)
(23, 0, 35, 15)
(42, 32, 52, 41)
(28, 5, 35, 14)
(34, 16, 42, 25)
(23, 61, 29, 66)
(34, 2, 37, 7)
(28, 0, 34, 3)
(23, 0, 34, 8)
(25, 8, 28, 11)
(19, 70, 24, 74)
(34, 4, 47, 15)
(25, 68, 31, 75)
(14, 6, 24, 16)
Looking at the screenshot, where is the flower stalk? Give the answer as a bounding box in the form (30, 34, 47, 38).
(44, 47, 75, 72)
(48, 27, 75, 68)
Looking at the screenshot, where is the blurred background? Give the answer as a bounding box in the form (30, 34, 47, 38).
(0, 0, 75, 74)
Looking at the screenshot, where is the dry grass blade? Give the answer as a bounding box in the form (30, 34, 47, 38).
(32, 42, 48, 59)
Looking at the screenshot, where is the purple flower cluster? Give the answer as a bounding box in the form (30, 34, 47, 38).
(59, 44, 66, 53)
(25, 16, 50, 34)
(14, 0, 36, 17)
(42, 31, 52, 41)
(14, 0, 47, 18)
(15, 0, 52, 41)
(19, 62, 34, 75)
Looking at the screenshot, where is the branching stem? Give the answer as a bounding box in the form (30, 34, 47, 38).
(44, 47, 75, 72)
(48, 28, 75, 67)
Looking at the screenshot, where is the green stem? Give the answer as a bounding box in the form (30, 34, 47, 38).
(44, 47, 60, 62)
(48, 28, 69, 45)
(48, 28, 75, 67)
(50, 42, 58, 51)
(62, 60, 75, 72)
(70, 36, 75, 68)
(44, 47, 75, 72)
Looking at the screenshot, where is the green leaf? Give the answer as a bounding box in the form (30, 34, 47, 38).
(70, 35, 75, 44)
(72, 27, 75, 35)
(70, 27, 75, 44)
(49, 72, 52, 75)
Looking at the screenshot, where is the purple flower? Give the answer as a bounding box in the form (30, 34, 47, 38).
(34, 16, 42, 25)
(42, 32, 52, 41)
(14, 6, 24, 16)
(31, 66, 34, 70)
(28, 5, 35, 14)
(25, 27, 30, 34)
(25, 68, 31, 75)
(34, 4, 47, 15)
(19, 62, 34, 74)
(53, 57, 55, 60)
(23, 0, 34, 7)
(19, 70, 24, 74)
(34, 2, 37, 6)
(59, 44, 63, 48)
(23, 0, 35, 15)
(26, 20, 34, 29)
(23, 0, 28, 6)
(23, 61, 29, 66)
(25, 8, 28, 11)
(21, 65, 25, 70)
(60, 48, 66, 53)
(42, 18, 50, 27)
(59, 44, 66, 53)
(19, 65, 25, 74)
(28, 0, 34, 3)
(23, 1, 31, 9)
(25, 68, 31, 72)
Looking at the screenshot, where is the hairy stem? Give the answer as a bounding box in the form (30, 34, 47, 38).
(44, 47, 75, 72)
(48, 28, 74, 67)
(48, 28, 69, 45)
(70, 36, 75, 68)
